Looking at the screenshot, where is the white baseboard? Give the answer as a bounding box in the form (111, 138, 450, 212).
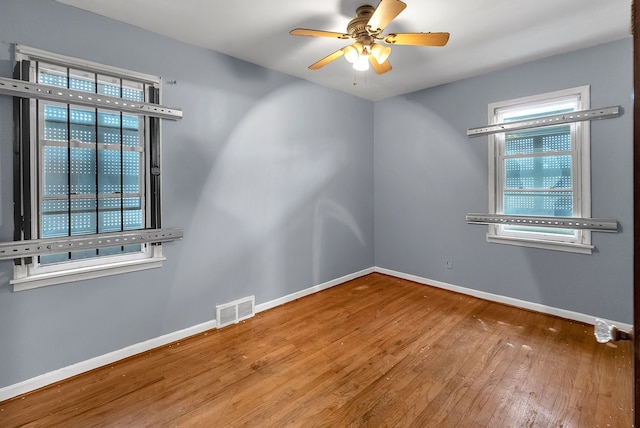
(374, 267, 633, 332)
(0, 267, 374, 402)
(0, 319, 217, 403)
(1, 265, 628, 403)
(255, 267, 375, 313)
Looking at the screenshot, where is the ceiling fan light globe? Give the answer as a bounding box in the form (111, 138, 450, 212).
(343, 45, 359, 64)
(371, 44, 391, 64)
(353, 54, 370, 71)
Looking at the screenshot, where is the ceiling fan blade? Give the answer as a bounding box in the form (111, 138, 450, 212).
(369, 56, 392, 75)
(384, 32, 450, 46)
(367, 0, 407, 33)
(309, 49, 345, 70)
(290, 28, 350, 39)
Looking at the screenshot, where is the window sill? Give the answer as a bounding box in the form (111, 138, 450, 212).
(486, 234, 593, 254)
(11, 247, 165, 291)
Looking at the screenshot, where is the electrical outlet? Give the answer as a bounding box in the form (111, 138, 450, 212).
(446, 259, 453, 269)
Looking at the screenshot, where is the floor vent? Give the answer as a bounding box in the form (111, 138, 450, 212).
(216, 296, 255, 328)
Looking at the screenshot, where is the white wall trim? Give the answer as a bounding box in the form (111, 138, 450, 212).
(0, 319, 217, 403)
(0, 267, 374, 402)
(255, 267, 375, 313)
(374, 267, 632, 332)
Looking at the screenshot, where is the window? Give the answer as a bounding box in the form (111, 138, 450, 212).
(12, 46, 164, 290)
(487, 86, 592, 253)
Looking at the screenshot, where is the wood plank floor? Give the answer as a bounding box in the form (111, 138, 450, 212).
(0, 273, 632, 427)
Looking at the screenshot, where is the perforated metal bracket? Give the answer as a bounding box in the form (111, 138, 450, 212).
(0, 228, 183, 261)
(466, 214, 618, 232)
(467, 106, 621, 137)
(0, 76, 183, 120)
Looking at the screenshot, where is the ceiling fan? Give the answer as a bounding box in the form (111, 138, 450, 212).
(290, 0, 450, 75)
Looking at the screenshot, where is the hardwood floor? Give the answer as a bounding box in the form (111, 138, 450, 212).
(0, 273, 632, 427)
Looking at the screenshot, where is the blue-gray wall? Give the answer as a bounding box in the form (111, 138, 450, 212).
(0, 0, 633, 391)
(0, 0, 374, 388)
(374, 38, 633, 325)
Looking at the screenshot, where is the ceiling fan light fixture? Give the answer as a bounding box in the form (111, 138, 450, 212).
(290, 0, 451, 75)
(371, 44, 391, 64)
(353, 53, 370, 71)
(343, 42, 363, 64)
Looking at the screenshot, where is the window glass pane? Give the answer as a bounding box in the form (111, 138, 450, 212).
(122, 79, 145, 102)
(505, 155, 572, 190)
(98, 244, 142, 257)
(541, 129, 571, 152)
(122, 244, 143, 253)
(122, 115, 142, 148)
(97, 198, 142, 233)
(123, 151, 141, 193)
(69, 249, 99, 261)
(70, 198, 97, 235)
(98, 110, 120, 129)
(502, 103, 574, 122)
(38, 63, 67, 88)
(41, 198, 99, 238)
(97, 110, 121, 147)
(97, 74, 120, 98)
(43, 146, 69, 196)
(70, 108, 96, 144)
(123, 197, 143, 230)
(97, 113, 119, 146)
(98, 149, 122, 194)
(505, 125, 571, 155)
(504, 191, 573, 216)
(40, 253, 69, 264)
(69, 68, 95, 93)
(96, 111, 143, 147)
(70, 147, 97, 195)
(42, 199, 69, 238)
(43, 105, 68, 141)
(98, 197, 122, 233)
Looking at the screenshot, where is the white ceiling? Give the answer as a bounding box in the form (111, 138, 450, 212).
(56, 0, 631, 101)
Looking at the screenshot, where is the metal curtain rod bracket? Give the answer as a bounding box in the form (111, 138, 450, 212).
(467, 106, 621, 137)
(466, 214, 618, 232)
(0, 76, 183, 120)
(0, 228, 184, 261)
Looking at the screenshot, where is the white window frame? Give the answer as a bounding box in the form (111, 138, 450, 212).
(11, 46, 164, 291)
(487, 85, 592, 254)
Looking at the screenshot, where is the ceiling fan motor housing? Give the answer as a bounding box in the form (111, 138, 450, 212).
(348, 5, 378, 45)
